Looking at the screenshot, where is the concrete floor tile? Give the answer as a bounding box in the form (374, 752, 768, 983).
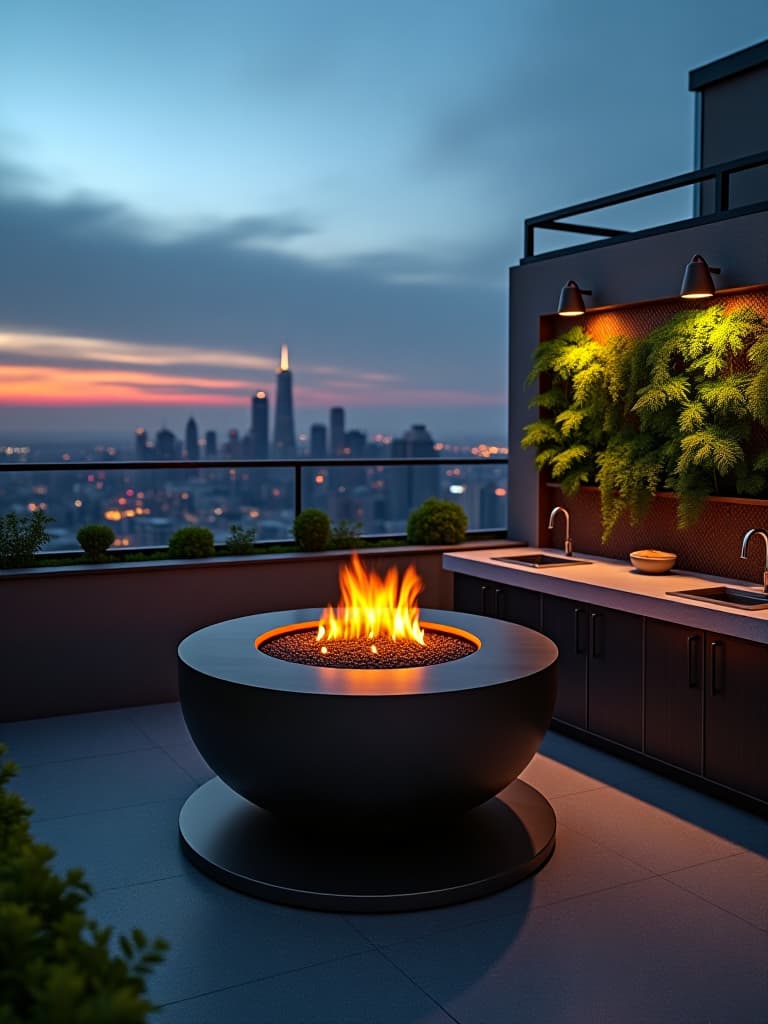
(552, 786, 747, 873)
(127, 702, 191, 747)
(1, 708, 153, 766)
(348, 823, 650, 948)
(383, 876, 768, 1024)
(163, 740, 214, 784)
(12, 748, 195, 821)
(519, 752, 605, 799)
(664, 851, 768, 931)
(32, 798, 188, 892)
(89, 873, 372, 1005)
(154, 950, 454, 1024)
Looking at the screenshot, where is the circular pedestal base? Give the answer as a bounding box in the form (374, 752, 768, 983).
(179, 777, 556, 912)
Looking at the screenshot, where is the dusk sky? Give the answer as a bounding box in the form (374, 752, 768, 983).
(2, 1, 767, 444)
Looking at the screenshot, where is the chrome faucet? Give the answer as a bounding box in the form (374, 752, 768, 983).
(740, 529, 768, 593)
(548, 506, 573, 556)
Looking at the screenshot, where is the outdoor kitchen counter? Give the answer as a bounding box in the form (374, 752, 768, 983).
(443, 547, 768, 645)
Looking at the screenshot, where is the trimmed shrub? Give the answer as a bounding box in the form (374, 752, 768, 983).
(0, 509, 53, 569)
(292, 509, 331, 552)
(167, 526, 215, 559)
(77, 524, 116, 563)
(0, 744, 168, 1021)
(406, 498, 468, 545)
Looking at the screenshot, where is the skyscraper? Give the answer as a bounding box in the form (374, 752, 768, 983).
(310, 423, 327, 458)
(273, 345, 296, 458)
(205, 430, 217, 457)
(135, 427, 148, 459)
(251, 391, 269, 459)
(185, 417, 199, 459)
(330, 407, 345, 457)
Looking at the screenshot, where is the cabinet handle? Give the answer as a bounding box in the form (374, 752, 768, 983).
(480, 584, 488, 616)
(495, 588, 503, 618)
(687, 635, 700, 688)
(574, 607, 586, 654)
(590, 612, 600, 658)
(710, 641, 723, 696)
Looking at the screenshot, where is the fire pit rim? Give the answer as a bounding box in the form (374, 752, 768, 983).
(177, 607, 558, 697)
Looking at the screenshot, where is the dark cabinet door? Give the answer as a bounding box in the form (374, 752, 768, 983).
(453, 574, 541, 630)
(453, 573, 492, 616)
(495, 585, 542, 631)
(541, 594, 588, 728)
(587, 607, 643, 750)
(644, 619, 703, 775)
(705, 633, 768, 803)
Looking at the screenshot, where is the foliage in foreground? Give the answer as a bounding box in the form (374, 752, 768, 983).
(0, 745, 168, 1022)
(522, 305, 768, 539)
(0, 509, 53, 569)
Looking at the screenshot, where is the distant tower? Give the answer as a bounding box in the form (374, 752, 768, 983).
(273, 345, 296, 458)
(310, 423, 327, 458)
(155, 427, 177, 460)
(135, 427, 148, 459)
(330, 407, 345, 456)
(205, 430, 217, 457)
(251, 391, 269, 459)
(185, 417, 199, 460)
(404, 424, 439, 508)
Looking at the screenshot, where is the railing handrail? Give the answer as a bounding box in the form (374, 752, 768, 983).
(524, 148, 768, 259)
(0, 456, 506, 473)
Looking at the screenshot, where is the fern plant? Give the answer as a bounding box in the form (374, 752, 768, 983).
(522, 304, 768, 540)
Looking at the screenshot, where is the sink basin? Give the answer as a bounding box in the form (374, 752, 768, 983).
(667, 586, 768, 610)
(493, 554, 592, 568)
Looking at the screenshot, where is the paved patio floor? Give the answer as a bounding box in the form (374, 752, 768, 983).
(4, 703, 767, 1023)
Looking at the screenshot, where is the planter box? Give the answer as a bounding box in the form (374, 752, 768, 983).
(542, 484, 768, 582)
(0, 542, 512, 722)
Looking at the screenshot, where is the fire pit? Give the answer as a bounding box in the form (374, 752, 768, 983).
(178, 556, 558, 911)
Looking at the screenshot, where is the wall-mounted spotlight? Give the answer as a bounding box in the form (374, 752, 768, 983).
(680, 254, 720, 299)
(557, 280, 592, 317)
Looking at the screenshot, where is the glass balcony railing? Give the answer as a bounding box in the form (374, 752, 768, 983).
(0, 456, 509, 554)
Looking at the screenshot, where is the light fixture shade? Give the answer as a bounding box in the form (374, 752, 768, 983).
(557, 280, 592, 317)
(680, 254, 720, 299)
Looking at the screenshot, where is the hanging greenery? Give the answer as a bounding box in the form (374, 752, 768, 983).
(522, 304, 768, 540)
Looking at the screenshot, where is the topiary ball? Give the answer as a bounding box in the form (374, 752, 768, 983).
(406, 498, 468, 545)
(167, 526, 215, 559)
(77, 524, 116, 562)
(292, 509, 331, 552)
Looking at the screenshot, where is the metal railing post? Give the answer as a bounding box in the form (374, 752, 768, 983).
(294, 463, 302, 521)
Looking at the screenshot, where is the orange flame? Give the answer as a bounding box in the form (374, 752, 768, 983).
(317, 552, 426, 646)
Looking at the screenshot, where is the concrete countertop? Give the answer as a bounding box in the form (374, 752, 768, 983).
(443, 547, 768, 645)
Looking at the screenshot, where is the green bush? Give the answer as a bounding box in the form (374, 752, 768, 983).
(329, 519, 363, 549)
(167, 526, 215, 559)
(292, 509, 331, 552)
(406, 498, 468, 545)
(0, 509, 53, 569)
(77, 524, 116, 563)
(223, 524, 257, 555)
(0, 744, 167, 1021)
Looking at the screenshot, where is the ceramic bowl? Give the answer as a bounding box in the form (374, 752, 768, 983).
(629, 549, 677, 574)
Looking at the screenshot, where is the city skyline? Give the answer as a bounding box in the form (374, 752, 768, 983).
(1, 4, 766, 439)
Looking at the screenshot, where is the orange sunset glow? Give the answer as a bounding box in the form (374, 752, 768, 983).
(0, 329, 504, 413)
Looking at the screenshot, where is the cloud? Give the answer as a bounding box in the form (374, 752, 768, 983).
(0, 163, 506, 411)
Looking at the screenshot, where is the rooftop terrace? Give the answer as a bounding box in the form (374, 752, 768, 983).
(5, 701, 766, 1023)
